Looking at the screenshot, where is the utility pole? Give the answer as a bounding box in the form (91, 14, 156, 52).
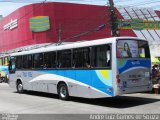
(58, 24, 62, 44)
(57, 24, 65, 45)
(108, 0, 119, 37)
(0, 15, 2, 20)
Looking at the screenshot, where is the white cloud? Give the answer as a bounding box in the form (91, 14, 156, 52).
(0, 2, 28, 17)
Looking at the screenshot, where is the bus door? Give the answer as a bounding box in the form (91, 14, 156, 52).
(9, 57, 16, 74)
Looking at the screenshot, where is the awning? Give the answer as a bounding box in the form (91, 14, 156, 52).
(139, 54, 160, 64)
(151, 56, 160, 64)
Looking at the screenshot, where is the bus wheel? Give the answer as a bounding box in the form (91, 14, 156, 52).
(58, 83, 69, 100)
(17, 81, 24, 93)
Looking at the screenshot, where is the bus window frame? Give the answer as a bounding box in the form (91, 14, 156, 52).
(57, 50, 72, 69)
(72, 44, 112, 70)
(12, 44, 112, 71)
(90, 44, 112, 70)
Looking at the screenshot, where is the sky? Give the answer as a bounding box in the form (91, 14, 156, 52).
(0, 0, 160, 17)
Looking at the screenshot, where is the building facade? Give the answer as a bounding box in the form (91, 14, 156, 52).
(0, 2, 160, 56)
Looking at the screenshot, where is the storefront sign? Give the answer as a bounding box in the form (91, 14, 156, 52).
(3, 19, 18, 30)
(118, 19, 160, 30)
(30, 16, 50, 32)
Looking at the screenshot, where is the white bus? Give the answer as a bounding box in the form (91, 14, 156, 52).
(0, 55, 9, 83)
(8, 37, 152, 100)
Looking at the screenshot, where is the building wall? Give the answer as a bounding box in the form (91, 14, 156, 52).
(0, 2, 137, 52)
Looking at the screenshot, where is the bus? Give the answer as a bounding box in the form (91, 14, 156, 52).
(8, 37, 152, 100)
(0, 55, 9, 83)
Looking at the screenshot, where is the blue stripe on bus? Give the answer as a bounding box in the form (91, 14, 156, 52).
(117, 60, 151, 74)
(39, 70, 114, 96)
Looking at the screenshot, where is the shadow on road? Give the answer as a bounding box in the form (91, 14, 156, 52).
(17, 91, 160, 108)
(70, 95, 160, 108)
(14, 91, 59, 99)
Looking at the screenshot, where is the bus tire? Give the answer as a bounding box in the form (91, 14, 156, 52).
(58, 83, 69, 100)
(16, 81, 24, 93)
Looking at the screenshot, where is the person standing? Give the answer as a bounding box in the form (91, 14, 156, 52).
(152, 65, 158, 81)
(152, 65, 159, 94)
(153, 79, 159, 94)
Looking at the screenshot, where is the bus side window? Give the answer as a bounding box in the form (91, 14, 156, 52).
(57, 52, 61, 68)
(44, 52, 53, 69)
(23, 55, 32, 69)
(92, 44, 111, 68)
(106, 49, 111, 67)
(9, 57, 16, 73)
(73, 47, 91, 68)
(4, 57, 9, 66)
(9, 60, 12, 71)
(57, 50, 71, 68)
(73, 49, 83, 68)
(52, 52, 57, 68)
(33, 53, 43, 69)
(138, 41, 150, 58)
(83, 48, 91, 68)
(16, 56, 22, 69)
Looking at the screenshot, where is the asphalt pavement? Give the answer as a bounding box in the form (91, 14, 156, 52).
(0, 83, 160, 120)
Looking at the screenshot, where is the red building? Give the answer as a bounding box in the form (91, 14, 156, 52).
(1, 2, 160, 56)
(0, 2, 137, 52)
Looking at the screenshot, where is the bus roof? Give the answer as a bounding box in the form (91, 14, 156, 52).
(10, 37, 147, 56)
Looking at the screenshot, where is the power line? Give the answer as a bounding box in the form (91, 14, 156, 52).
(1, 0, 159, 48)
(56, 11, 109, 44)
(54, 3, 108, 43)
(57, 22, 109, 45)
(0, 1, 109, 50)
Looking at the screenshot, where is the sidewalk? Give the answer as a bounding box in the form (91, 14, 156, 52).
(123, 92, 160, 99)
(0, 83, 9, 86)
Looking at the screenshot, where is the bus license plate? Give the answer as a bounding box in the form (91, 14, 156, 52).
(132, 79, 138, 83)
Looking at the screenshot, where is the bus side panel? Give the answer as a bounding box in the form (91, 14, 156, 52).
(22, 71, 34, 91)
(32, 70, 77, 95)
(9, 74, 17, 89)
(10, 69, 114, 98)
(20, 70, 57, 93)
(91, 70, 114, 97)
(31, 70, 58, 93)
(39, 69, 114, 98)
(64, 70, 77, 97)
(69, 70, 114, 98)
(75, 70, 92, 98)
(42, 70, 114, 98)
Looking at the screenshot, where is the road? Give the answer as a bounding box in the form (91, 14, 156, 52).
(0, 83, 160, 119)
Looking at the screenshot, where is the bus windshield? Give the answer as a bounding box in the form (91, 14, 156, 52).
(117, 39, 150, 58)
